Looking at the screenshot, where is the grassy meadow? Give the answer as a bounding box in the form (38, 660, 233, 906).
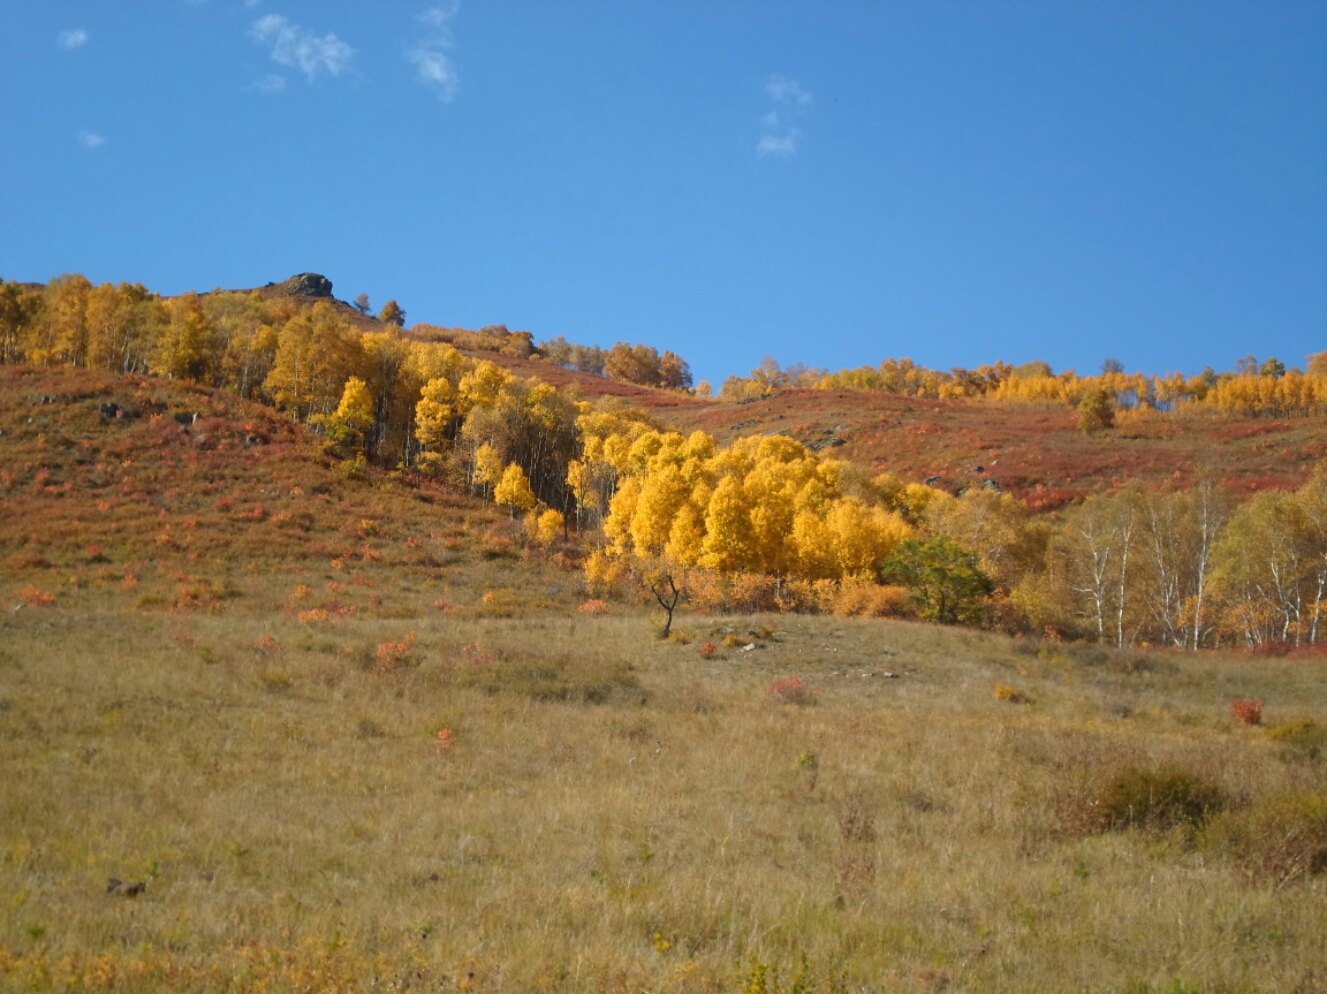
(2, 366, 1326, 993)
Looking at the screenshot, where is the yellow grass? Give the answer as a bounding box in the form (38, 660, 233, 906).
(1, 368, 1325, 992)
(1, 591, 1324, 992)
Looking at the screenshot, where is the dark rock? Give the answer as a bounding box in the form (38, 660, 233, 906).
(281, 273, 334, 298)
(106, 878, 146, 897)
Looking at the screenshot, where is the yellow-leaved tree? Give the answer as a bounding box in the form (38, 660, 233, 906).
(316, 376, 375, 458)
(630, 463, 689, 555)
(494, 462, 536, 518)
(471, 442, 504, 500)
(524, 507, 565, 547)
(700, 475, 757, 572)
(414, 376, 458, 467)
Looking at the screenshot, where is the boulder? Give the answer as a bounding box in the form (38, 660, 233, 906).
(280, 273, 334, 298)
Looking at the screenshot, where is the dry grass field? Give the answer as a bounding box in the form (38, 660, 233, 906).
(3, 602, 1326, 993)
(2, 367, 1326, 993)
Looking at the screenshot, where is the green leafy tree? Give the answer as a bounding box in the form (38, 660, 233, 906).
(1077, 386, 1115, 433)
(880, 536, 992, 624)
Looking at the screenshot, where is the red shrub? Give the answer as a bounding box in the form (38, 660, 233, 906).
(1230, 698, 1263, 726)
(17, 585, 56, 607)
(373, 630, 417, 675)
(768, 676, 818, 706)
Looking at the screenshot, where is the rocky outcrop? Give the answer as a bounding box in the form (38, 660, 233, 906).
(272, 273, 334, 298)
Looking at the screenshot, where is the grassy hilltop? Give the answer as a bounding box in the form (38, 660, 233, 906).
(1, 367, 1326, 992)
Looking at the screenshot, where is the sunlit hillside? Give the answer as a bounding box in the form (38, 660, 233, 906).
(1, 364, 1325, 992)
(0, 364, 578, 620)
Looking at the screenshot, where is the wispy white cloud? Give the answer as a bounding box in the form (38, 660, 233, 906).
(407, 48, 459, 101)
(756, 132, 800, 159)
(756, 74, 812, 158)
(251, 14, 353, 81)
(58, 28, 90, 50)
(419, 1, 460, 30)
(78, 131, 106, 149)
(407, 3, 460, 102)
(764, 75, 812, 108)
(248, 73, 287, 94)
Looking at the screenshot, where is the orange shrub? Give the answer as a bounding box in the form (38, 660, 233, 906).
(768, 676, 818, 706)
(994, 684, 1031, 704)
(728, 572, 781, 613)
(17, 586, 56, 607)
(1230, 698, 1263, 726)
(373, 630, 417, 675)
(831, 583, 912, 618)
(577, 598, 609, 615)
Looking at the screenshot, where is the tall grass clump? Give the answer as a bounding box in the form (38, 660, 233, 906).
(1204, 791, 1327, 885)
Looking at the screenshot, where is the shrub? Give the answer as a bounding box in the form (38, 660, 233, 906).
(879, 536, 992, 624)
(740, 953, 842, 994)
(17, 586, 57, 607)
(577, 599, 609, 615)
(768, 676, 817, 706)
(774, 578, 832, 614)
(354, 718, 385, 739)
(728, 572, 781, 613)
(830, 582, 912, 618)
(994, 684, 1031, 704)
(373, 630, 417, 675)
(1204, 790, 1327, 885)
(1229, 698, 1263, 726)
(1077, 387, 1115, 433)
(1094, 766, 1228, 833)
(524, 507, 565, 547)
(697, 640, 718, 659)
(1266, 719, 1326, 763)
(260, 668, 293, 692)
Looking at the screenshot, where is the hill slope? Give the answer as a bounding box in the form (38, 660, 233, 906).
(662, 388, 1327, 508)
(0, 365, 575, 618)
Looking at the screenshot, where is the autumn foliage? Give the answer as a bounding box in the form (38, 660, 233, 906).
(4, 273, 1327, 649)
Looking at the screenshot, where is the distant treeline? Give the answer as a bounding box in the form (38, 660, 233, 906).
(720, 354, 1327, 418)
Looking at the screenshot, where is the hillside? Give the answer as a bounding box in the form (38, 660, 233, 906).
(2, 365, 1325, 993)
(662, 388, 1327, 509)
(11, 271, 1325, 509)
(396, 336, 1327, 510)
(0, 365, 576, 618)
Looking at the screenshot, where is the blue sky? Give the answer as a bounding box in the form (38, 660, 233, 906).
(3, 2, 1324, 388)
